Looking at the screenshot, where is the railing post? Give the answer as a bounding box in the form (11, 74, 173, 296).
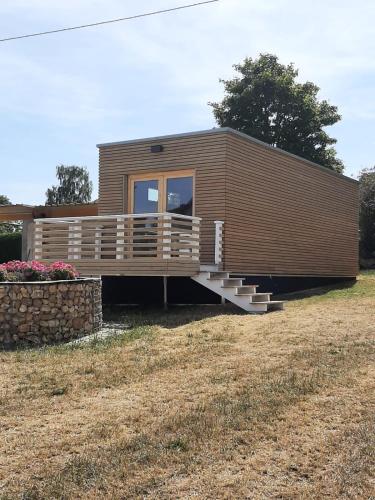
(75, 222, 82, 260)
(162, 214, 172, 259)
(68, 221, 81, 260)
(116, 217, 125, 260)
(33, 221, 43, 260)
(214, 220, 224, 266)
(95, 226, 101, 260)
(22, 221, 31, 261)
(192, 218, 200, 261)
(68, 224, 74, 260)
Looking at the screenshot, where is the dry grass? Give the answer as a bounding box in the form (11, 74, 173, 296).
(0, 273, 374, 499)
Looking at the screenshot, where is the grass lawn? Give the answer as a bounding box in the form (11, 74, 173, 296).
(0, 273, 374, 499)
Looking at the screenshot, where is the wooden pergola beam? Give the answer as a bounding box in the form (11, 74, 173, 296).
(0, 205, 34, 221)
(0, 203, 98, 222)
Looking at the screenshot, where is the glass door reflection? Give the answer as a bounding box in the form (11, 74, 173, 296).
(132, 179, 160, 257)
(166, 176, 193, 216)
(133, 179, 160, 214)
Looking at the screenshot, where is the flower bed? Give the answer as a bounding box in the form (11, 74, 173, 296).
(0, 260, 78, 282)
(0, 261, 102, 348)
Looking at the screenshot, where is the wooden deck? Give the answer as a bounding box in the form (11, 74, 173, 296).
(32, 213, 201, 277)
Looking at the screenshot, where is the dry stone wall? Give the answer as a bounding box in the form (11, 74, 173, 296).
(0, 279, 102, 348)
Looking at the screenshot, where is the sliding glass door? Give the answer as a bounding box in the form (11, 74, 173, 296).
(129, 170, 194, 215)
(128, 170, 194, 258)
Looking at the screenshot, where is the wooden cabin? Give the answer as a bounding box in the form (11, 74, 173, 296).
(27, 128, 359, 312)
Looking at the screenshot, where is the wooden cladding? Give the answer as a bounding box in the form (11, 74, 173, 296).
(224, 134, 359, 277)
(98, 132, 227, 264)
(32, 213, 200, 276)
(98, 129, 359, 278)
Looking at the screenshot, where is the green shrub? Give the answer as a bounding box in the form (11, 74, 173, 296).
(0, 233, 22, 263)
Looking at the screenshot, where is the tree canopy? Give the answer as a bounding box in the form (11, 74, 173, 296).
(0, 195, 11, 206)
(359, 167, 375, 261)
(46, 165, 93, 206)
(209, 53, 344, 172)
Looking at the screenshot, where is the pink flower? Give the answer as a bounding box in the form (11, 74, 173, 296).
(48, 261, 79, 279)
(0, 260, 79, 281)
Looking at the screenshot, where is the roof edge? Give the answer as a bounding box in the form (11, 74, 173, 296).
(96, 128, 227, 148)
(97, 127, 358, 185)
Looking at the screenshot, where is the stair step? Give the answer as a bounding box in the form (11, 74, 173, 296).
(209, 272, 230, 280)
(235, 292, 272, 302)
(244, 303, 269, 313)
(245, 301, 284, 313)
(250, 301, 285, 311)
(222, 278, 244, 288)
(236, 285, 259, 294)
(250, 301, 280, 305)
(200, 265, 219, 272)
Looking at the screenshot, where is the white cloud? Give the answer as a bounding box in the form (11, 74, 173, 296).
(0, 0, 374, 203)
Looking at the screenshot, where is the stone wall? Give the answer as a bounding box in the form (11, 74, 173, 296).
(0, 279, 102, 348)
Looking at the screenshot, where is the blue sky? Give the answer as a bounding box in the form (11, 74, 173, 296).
(0, 0, 374, 205)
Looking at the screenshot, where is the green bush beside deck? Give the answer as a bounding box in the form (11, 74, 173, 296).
(0, 233, 22, 263)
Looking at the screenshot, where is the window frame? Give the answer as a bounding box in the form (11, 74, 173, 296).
(128, 169, 195, 215)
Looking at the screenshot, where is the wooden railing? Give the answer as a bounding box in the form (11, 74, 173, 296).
(33, 213, 201, 263)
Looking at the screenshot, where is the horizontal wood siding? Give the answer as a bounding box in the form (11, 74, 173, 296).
(99, 133, 227, 265)
(99, 129, 359, 277)
(38, 259, 199, 277)
(224, 134, 359, 277)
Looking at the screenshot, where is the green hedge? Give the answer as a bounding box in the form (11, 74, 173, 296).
(0, 233, 22, 263)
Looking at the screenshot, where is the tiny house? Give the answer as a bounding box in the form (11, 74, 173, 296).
(30, 128, 359, 312)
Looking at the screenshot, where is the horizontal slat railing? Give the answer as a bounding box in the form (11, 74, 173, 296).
(33, 213, 201, 263)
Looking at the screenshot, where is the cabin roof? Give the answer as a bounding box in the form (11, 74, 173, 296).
(97, 127, 357, 185)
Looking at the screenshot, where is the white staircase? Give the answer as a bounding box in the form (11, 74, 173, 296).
(192, 271, 285, 313)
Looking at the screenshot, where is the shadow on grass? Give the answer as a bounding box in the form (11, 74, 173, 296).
(276, 279, 357, 301)
(103, 303, 245, 329)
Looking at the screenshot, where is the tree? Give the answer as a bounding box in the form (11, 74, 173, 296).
(0, 195, 21, 233)
(209, 53, 344, 172)
(46, 165, 93, 206)
(359, 167, 375, 261)
(0, 195, 11, 206)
